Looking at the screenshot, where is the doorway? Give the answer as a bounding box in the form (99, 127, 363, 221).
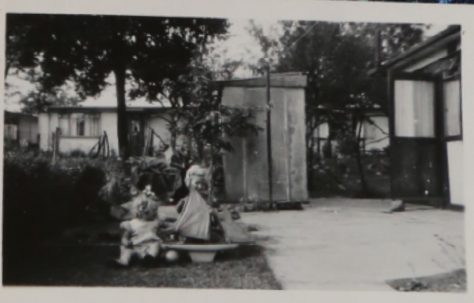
(390, 74, 447, 206)
(128, 114, 145, 156)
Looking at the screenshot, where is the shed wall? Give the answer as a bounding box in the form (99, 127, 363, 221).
(221, 84, 308, 203)
(286, 89, 308, 201)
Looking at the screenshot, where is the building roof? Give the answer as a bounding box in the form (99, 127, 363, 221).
(48, 85, 172, 112)
(369, 25, 461, 75)
(216, 72, 307, 88)
(4, 110, 38, 124)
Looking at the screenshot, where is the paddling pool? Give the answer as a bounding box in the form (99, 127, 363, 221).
(162, 243, 239, 263)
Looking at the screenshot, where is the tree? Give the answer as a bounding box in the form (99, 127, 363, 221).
(6, 68, 82, 113)
(19, 88, 81, 114)
(6, 14, 228, 158)
(162, 51, 261, 201)
(249, 20, 425, 195)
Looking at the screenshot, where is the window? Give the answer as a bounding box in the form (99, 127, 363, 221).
(313, 122, 329, 139)
(58, 113, 101, 137)
(89, 114, 100, 137)
(443, 79, 461, 137)
(394, 80, 435, 138)
(76, 114, 86, 136)
(5, 124, 18, 140)
(363, 117, 388, 141)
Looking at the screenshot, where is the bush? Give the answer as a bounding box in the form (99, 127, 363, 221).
(67, 149, 88, 158)
(2, 151, 112, 258)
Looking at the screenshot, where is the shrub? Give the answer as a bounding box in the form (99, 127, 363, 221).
(2, 151, 112, 258)
(67, 149, 88, 158)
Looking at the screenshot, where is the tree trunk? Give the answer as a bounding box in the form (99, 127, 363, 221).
(113, 67, 129, 159)
(306, 115, 316, 191)
(169, 118, 177, 152)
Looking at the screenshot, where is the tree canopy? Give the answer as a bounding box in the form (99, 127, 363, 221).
(6, 13, 229, 158)
(248, 20, 425, 193)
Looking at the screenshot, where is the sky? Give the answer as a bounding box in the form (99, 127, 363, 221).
(3, 19, 448, 112)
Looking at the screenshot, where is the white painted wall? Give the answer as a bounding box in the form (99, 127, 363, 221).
(59, 137, 99, 153)
(313, 122, 329, 139)
(100, 112, 119, 155)
(147, 114, 172, 150)
(38, 113, 49, 150)
(447, 141, 463, 206)
(38, 112, 58, 151)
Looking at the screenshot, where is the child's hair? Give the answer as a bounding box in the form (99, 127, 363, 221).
(136, 198, 159, 221)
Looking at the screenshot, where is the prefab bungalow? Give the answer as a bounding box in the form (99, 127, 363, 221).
(360, 112, 389, 153)
(373, 25, 463, 208)
(218, 73, 308, 207)
(312, 107, 389, 159)
(38, 98, 173, 156)
(4, 111, 39, 147)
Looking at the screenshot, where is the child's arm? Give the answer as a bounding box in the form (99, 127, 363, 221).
(159, 221, 176, 234)
(151, 220, 160, 235)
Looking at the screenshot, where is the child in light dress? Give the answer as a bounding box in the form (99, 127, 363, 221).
(113, 192, 161, 267)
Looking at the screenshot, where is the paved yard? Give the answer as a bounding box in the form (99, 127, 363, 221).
(241, 198, 465, 290)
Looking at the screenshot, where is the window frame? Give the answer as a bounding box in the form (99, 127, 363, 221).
(57, 112, 101, 138)
(442, 74, 462, 142)
(392, 77, 437, 139)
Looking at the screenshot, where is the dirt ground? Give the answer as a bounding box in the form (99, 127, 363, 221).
(387, 269, 466, 292)
(242, 198, 465, 291)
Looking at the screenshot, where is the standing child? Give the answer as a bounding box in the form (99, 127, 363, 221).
(112, 195, 161, 267)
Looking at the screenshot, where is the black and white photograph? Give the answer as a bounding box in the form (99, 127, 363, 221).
(1, 0, 473, 299)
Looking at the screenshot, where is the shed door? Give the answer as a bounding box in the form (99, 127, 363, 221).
(390, 76, 446, 205)
(270, 88, 308, 202)
(270, 88, 290, 201)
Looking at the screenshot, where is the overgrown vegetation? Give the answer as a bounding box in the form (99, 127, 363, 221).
(3, 149, 108, 255)
(309, 152, 390, 198)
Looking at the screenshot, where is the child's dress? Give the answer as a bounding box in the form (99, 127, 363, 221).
(174, 190, 212, 241)
(117, 218, 161, 265)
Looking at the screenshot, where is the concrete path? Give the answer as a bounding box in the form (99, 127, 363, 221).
(241, 198, 465, 290)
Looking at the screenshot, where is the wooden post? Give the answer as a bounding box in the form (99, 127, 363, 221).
(208, 112, 219, 206)
(52, 127, 61, 163)
(266, 64, 274, 208)
(51, 131, 56, 163)
(105, 132, 110, 158)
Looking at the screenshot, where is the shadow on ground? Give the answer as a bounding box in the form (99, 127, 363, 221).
(3, 233, 281, 289)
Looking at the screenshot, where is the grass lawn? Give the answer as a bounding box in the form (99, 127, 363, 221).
(3, 242, 281, 289)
